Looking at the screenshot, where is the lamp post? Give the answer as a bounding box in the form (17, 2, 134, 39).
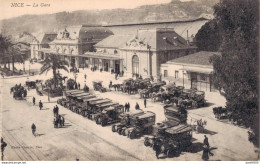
(182, 65, 185, 87)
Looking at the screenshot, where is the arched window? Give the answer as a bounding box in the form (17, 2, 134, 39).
(132, 55, 139, 76)
(71, 49, 74, 54)
(57, 47, 60, 53)
(63, 49, 67, 54)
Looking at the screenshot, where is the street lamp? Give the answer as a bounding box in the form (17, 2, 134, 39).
(182, 65, 185, 87)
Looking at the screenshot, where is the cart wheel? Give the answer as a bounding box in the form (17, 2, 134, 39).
(101, 121, 106, 127)
(117, 129, 122, 135)
(112, 125, 116, 132)
(144, 139, 150, 147)
(167, 149, 172, 157)
(122, 129, 126, 136)
(129, 131, 136, 139)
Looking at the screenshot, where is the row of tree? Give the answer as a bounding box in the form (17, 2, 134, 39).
(196, 0, 259, 147)
(0, 35, 26, 73)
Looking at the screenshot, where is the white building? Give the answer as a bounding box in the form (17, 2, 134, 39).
(161, 51, 220, 92)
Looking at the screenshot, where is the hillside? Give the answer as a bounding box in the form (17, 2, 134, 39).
(0, 0, 218, 36)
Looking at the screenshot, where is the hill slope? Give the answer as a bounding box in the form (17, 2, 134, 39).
(0, 0, 218, 36)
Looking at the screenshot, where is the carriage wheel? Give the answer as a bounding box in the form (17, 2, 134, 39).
(121, 129, 126, 136)
(112, 125, 116, 132)
(101, 121, 106, 127)
(144, 139, 150, 147)
(166, 149, 172, 157)
(129, 131, 136, 139)
(117, 129, 122, 135)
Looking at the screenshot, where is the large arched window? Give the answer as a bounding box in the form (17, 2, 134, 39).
(132, 55, 139, 76)
(57, 47, 60, 53)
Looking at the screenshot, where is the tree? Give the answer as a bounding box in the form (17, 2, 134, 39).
(0, 35, 25, 72)
(195, 19, 222, 51)
(0, 34, 12, 68)
(211, 0, 259, 146)
(40, 54, 69, 88)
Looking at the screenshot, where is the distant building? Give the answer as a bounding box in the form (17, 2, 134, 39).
(30, 33, 57, 59)
(160, 51, 220, 92)
(120, 28, 197, 80)
(86, 34, 134, 73)
(89, 28, 197, 80)
(46, 25, 113, 67)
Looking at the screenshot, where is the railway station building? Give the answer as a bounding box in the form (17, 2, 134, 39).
(30, 33, 57, 60)
(32, 25, 113, 67)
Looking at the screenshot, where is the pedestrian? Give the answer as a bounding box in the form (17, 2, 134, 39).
(1, 73, 4, 79)
(53, 106, 56, 117)
(203, 135, 209, 148)
(202, 144, 209, 161)
(127, 102, 130, 112)
(32, 97, 35, 105)
(59, 115, 62, 127)
(78, 83, 80, 90)
(56, 105, 59, 115)
(31, 123, 36, 136)
(154, 140, 160, 159)
(144, 98, 147, 108)
(109, 81, 112, 88)
(39, 100, 43, 110)
(1, 137, 7, 161)
(125, 103, 128, 112)
(135, 102, 140, 110)
(114, 85, 116, 91)
(84, 74, 87, 80)
(62, 116, 65, 126)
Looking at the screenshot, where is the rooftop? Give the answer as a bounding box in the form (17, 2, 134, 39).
(167, 51, 220, 66)
(120, 28, 196, 51)
(94, 34, 134, 48)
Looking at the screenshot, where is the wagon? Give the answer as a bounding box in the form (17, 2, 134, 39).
(95, 104, 124, 126)
(144, 124, 192, 157)
(93, 81, 106, 92)
(25, 81, 37, 89)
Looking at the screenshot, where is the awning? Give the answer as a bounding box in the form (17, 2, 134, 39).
(79, 52, 122, 60)
(183, 66, 213, 74)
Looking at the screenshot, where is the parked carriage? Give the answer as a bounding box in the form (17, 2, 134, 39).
(144, 124, 192, 157)
(25, 81, 37, 89)
(213, 106, 229, 119)
(177, 89, 206, 109)
(93, 81, 106, 92)
(95, 104, 124, 126)
(112, 110, 156, 139)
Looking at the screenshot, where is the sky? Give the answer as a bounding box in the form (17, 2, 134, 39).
(0, 0, 194, 20)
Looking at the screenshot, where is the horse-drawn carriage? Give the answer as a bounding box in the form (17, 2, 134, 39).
(11, 84, 27, 100)
(144, 124, 192, 157)
(177, 89, 206, 109)
(95, 104, 124, 126)
(25, 81, 37, 89)
(93, 81, 106, 92)
(53, 115, 65, 128)
(213, 106, 229, 119)
(112, 110, 156, 139)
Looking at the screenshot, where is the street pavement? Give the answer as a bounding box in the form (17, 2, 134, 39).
(0, 62, 258, 161)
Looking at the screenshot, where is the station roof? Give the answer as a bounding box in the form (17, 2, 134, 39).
(94, 34, 134, 48)
(120, 28, 196, 51)
(166, 51, 220, 66)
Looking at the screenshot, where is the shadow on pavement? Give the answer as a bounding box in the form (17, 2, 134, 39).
(189, 142, 204, 153)
(204, 102, 215, 108)
(203, 129, 218, 135)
